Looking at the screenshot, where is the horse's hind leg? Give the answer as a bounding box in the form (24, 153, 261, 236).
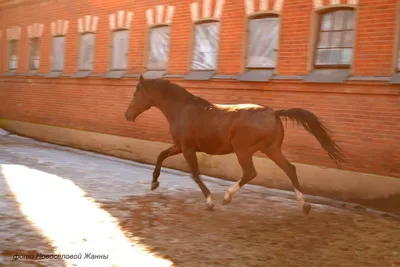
(262, 146, 311, 215)
(222, 151, 257, 205)
(151, 145, 182, 190)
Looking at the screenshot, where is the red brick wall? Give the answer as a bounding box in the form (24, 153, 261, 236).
(0, 0, 399, 178)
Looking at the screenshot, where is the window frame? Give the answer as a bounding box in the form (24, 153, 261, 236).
(189, 18, 221, 72)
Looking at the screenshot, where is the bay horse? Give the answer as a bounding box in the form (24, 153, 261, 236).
(125, 75, 344, 215)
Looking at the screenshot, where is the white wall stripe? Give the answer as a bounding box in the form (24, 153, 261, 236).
(213, 0, 224, 19)
(190, 2, 199, 21)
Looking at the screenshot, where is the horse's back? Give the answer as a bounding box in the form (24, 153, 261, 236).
(175, 103, 278, 154)
(214, 103, 266, 112)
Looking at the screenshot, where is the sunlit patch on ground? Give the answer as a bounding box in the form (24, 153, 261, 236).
(1, 164, 174, 267)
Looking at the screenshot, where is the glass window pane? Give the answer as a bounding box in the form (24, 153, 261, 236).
(316, 49, 330, 65)
(327, 48, 341, 65)
(344, 10, 355, 30)
(330, 31, 342, 48)
(321, 13, 332, 31)
(191, 22, 220, 70)
(342, 31, 354, 47)
(340, 48, 353, 64)
(246, 17, 280, 68)
(317, 32, 330, 48)
(333, 10, 346, 30)
(148, 26, 171, 70)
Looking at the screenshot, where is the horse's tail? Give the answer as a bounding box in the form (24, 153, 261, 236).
(275, 108, 345, 164)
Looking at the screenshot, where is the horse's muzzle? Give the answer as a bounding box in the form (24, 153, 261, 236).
(125, 113, 135, 122)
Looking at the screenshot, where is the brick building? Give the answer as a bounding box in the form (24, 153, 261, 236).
(0, 0, 399, 204)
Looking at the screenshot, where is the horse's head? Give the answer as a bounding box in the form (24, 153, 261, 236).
(125, 75, 154, 122)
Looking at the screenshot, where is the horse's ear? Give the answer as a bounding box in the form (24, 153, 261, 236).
(139, 75, 145, 84)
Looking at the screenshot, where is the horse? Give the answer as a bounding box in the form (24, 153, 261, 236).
(125, 75, 344, 215)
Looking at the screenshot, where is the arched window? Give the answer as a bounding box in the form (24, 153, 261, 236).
(238, 0, 283, 82)
(185, 0, 224, 80)
(77, 16, 98, 76)
(191, 20, 220, 71)
(147, 25, 171, 71)
(49, 20, 69, 77)
(106, 11, 133, 79)
(29, 38, 40, 71)
(144, 5, 175, 78)
(390, 4, 400, 84)
(6, 26, 21, 72)
(27, 23, 43, 73)
(305, 5, 357, 83)
(246, 14, 280, 69)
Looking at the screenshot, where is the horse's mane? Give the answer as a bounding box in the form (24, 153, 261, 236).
(152, 78, 212, 105)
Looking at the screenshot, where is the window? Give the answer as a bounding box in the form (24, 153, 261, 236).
(246, 16, 280, 69)
(29, 38, 40, 71)
(191, 21, 220, 70)
(315, 9, 355, 67)
(397, 33, 400, 71)
(78, 33, 95, 71)
(8, 39, 18, 70)
(51, 36, 66, 71)
(110, 30, 129, 71)
(390, 8, 400, 83)
(397, 49, 400, 71)
(147, 26, 171, 70)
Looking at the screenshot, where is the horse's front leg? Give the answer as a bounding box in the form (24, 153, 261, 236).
(182, 148, 214, 210)
(151, 145, 182, 190)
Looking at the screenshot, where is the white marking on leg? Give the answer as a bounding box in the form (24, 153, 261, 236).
(295, 189, 305, 206)
(228, 182, 240, 195)
(224, 191, 231, 202)
(224, 182, 240, 202)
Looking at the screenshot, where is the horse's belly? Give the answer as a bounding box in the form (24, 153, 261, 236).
(196, 138, 233, 155)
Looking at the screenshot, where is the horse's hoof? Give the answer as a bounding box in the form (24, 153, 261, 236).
(206, 204, 215, 211)
(222, 193, 232, 205)
(206, 196, 214, 211)
(302, 203, 312, 215)
(151, 181, 160, 190)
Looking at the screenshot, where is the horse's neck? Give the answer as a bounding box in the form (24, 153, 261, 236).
(153, 92, 192, 124)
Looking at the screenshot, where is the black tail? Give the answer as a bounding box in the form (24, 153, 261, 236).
(275, 108, 345, 164)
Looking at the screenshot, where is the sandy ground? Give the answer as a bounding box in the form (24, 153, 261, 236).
(0, 130, 399, 267)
